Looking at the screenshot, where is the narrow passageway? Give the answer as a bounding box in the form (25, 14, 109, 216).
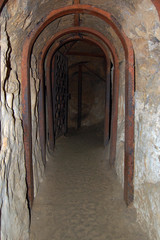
(30, 125, 148, 240)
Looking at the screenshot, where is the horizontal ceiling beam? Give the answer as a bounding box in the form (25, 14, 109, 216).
(67, 51, 105, 58)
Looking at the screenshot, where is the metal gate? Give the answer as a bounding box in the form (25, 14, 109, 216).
(53, 51, 68, 139)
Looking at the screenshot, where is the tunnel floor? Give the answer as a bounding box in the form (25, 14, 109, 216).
(30, 124, 149, 240)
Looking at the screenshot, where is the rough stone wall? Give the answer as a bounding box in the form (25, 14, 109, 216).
(80, 14, 124, 62)
(0, 0, 160, 239)
(0, 13, 30, 240)
(122, 1, 160, 239)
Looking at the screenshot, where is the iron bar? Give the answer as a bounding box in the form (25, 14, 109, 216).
(74, 0, 80, 26)
(77, 65, 82, 129)
(104, 60, 111, 146)
(67, 51, 105, 58)
(46, 57, 55, 150)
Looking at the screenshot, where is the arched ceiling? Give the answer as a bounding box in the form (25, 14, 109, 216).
(1, 0, 159, 65)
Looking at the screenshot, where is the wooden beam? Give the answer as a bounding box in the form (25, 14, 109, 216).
(74, 0, 80, 26)
(74, 14, 80, 26)
(45, 55, 55, 150)
(82, 64, 105, 82)
(67, 51, 105, 58)
(63, 41, 78, 55)
(104, 60, 111, 146)
(77, 65, 82, 129)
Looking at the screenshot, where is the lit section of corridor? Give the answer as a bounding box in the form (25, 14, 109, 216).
(30, 125, 149, 240)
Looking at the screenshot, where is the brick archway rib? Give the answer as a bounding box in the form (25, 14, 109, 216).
(21, 4, 135, 207)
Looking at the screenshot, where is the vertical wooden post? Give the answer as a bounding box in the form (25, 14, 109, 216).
(77, 64, 82, 129)
(51, 56, 55, 146)
(104, 59, 111, 146)
(38, 68, 46, 166)
(38, 53, 47, 166)
(46, 58, 54, 150)
(65, 58, 69, 135)
(109, 61, 119, 167)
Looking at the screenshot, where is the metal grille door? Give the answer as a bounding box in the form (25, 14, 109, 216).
(53, 51, 68, 139)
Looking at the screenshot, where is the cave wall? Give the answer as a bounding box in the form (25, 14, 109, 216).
(122, 2, 160, 238)
(0, 9, 30, 240)
(0, 0, 159, 239)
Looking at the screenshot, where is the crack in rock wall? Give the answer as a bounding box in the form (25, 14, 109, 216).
(30, 55, 44, 197)
(0, 0, 160, 239)
(0, 17, 29, 240)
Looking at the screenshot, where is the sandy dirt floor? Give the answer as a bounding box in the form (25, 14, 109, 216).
(30, 125, 149, 240)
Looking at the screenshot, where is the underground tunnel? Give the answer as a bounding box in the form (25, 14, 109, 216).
(0, 0, 160, 239)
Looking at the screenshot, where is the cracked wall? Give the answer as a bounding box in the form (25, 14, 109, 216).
(0, 0, 160, 239)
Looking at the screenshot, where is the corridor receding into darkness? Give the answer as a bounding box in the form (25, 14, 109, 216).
(30, 125, 149, 240)
(0, 1, 160, 240)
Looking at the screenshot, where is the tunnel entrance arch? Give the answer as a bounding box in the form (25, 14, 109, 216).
(21, 4, 135, 207)
(44, 35, 112, 150)
(38, 27, 119, 167)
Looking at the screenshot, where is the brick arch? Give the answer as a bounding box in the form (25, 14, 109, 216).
(21, 5, 135, 207)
